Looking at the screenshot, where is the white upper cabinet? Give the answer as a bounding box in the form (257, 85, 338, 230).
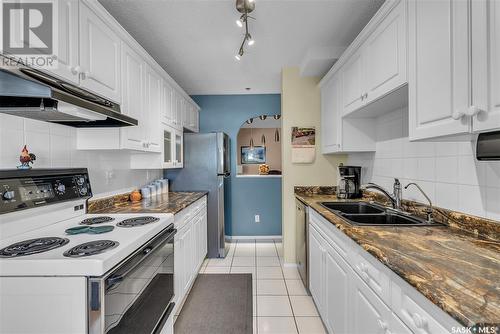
(321, 70, 376, 154)
(363, 0, 407, 105)
(121, 42, 146, 151)
(67, 0, 199, 166)
(341, 51, 365, 116)
(79, 1, 121, 103)
(321, 73, 341, 154)
(144, 65, 163, 152)
(162, 81, 174, 126)
(175, 91, 184, 128)
(408, 0, 471, 140)
(320, 0, 404, 154)
(50, 0, 80, 85)
(471, 0, 500, 133)
(338, 0, 407, 117)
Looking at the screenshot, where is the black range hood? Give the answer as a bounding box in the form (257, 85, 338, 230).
(0, 55, 137, 127)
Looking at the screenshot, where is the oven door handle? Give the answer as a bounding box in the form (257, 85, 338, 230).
(152, 302, 175, 334)
(106, 228, 177, 290)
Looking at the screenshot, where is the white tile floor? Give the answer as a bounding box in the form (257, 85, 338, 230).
(198, 240, 327, 334)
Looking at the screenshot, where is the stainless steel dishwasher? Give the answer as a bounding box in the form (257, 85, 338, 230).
(295, 199, 309, 292)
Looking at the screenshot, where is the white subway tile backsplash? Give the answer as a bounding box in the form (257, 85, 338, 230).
(347, 107, 500, 221)
(25, 131, 50, 168)
(485, 187, 500, 221)
(0, 116, 161, 196)
(484, 162, 500, 187)
(458, 185, 486, 218)
(0, 114, 24, 131)
(435, 156, 458, 184)
(402, 157, 418, 180)
(24, 118, 50, 134)
(458, 141, 475, 156)
(435, 183, 459, 212)
(435, 142, 459, 157)
(457, 155, 483, 186)
(0, 128, 24, 169)
(416, 157, 435, 182)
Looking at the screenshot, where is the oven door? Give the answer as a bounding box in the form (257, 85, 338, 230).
(88, 225, 176, 334)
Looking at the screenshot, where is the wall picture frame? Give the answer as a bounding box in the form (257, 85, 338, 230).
(241, 146, 266, 164)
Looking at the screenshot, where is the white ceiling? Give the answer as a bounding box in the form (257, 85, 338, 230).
(99, 0, 384, 95)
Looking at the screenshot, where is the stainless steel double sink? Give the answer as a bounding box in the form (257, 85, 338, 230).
(320, 202, 442, 227)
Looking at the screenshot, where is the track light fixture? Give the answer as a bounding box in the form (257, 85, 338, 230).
(234, 0, 256, 60)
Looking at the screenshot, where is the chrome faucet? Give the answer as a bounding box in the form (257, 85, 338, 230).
(361, 178, 402, 210)
(404, 183, 434, 223)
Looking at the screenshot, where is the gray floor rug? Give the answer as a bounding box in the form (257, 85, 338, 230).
(174, 274, 253, 334)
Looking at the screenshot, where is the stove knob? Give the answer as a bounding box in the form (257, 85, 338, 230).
(55, 183, 66, 195)
(76, 177, 85, 186)
(2, 190, 15, 200)
(79, 187, 88, 196)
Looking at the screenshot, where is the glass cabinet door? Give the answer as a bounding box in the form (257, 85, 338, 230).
(174, 131, 183, 167)
(163, 128, 173, 167)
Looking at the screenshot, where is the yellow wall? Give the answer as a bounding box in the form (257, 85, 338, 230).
(281, 67, 347, 263)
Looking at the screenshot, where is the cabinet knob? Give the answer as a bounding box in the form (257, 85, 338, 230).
(377, 319, 388, 331)
(467, 105, 483, 117)
(69, 66, 81, 75)
(452, 105, 485, 120)
(452, 109, 466, 120)
(411, 312, 427, 329)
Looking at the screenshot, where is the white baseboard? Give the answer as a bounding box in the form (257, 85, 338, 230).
(282, 262, 298, 268)
(225, 235, 282, 241)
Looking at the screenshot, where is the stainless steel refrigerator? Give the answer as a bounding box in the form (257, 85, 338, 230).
(169, 132, 230, 258)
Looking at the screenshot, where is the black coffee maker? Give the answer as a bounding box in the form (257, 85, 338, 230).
(337, 165, 362, 199)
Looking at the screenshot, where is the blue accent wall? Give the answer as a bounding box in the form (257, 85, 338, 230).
(192, 94, 282, 236)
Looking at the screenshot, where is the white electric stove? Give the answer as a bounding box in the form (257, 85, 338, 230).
(0, 169, 176, 334)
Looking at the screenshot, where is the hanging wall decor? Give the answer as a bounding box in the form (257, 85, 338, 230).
(291, 127, 316, 163)
(17, 145, 36, 169)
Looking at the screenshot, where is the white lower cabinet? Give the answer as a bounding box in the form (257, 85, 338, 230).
(352, 275, 412, 334)
(324, 241, 351, 334)
(173, 197, 207, 316)
(308, 208, 461, 334)
(308, 225, 325, 316)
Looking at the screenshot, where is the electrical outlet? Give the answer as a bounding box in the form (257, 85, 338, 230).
(255, 215, 260, 223)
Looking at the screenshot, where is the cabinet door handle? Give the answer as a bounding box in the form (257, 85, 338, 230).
(364, 93, 368, 99)
(80, 71, 92, 80)
(411, 312, 427, 329)
(377, 319, 388, 331)
(360, 94, 364, 101)
(359, 263, 369, 281)
(69, 66, 81, 75)
(453, 106, 484, 120)
(452, 109, 466, 120)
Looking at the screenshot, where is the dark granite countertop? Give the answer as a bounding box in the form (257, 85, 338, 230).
(88, 191, 208, 215)
(295, 192, 500, 327)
